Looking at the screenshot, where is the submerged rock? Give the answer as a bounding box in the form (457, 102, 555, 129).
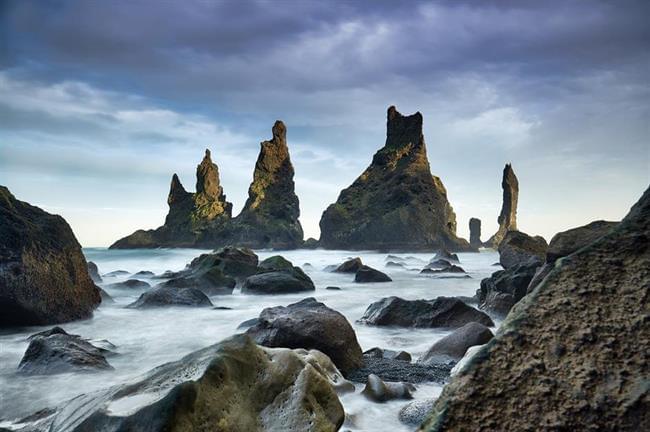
(362, 374, 415, 402)
(418, 322, 494, 365)
(422, 186, 650, 432)
(334, 257, 363, 273)
(132, 270, 155, 277)
(433, 249, 459, 263)
(359, 296, 493, 328)
(354, 265, 392, 283)
(319, 106, 473, 252)
(106, 279, 150, 290)
(87, 262, 102, 283)
(247, 297, 363, 372)
(103, 270, 129, 277)
(18, 328, 112, 375)
(0, 186, 100, 326)
(32, 334, 347, 431)
(420, 264, 465, 274)
(469, 218, 482, 249)
(127, 287, 213, 308)
(498, 230, 547, 269)
(486, 163, 519, 247)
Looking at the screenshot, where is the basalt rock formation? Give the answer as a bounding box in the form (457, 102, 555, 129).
(486, 164, 518, 248)
(0, 186, 101, 326)
(319, 106, 472, 252)
(422, 186, 650, 432)
(469, 218, 481, 248)
(218, 121, 304, 249)
(110, 150, 232, 248)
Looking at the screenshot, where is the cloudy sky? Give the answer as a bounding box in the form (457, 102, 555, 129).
(1, 0, 648, 247)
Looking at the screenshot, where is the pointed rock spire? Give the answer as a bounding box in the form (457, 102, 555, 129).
(486, 163, 519, 247)
(193, 149, 232, 221)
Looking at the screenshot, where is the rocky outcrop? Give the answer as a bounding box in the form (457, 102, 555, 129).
(354, 265, 392, 283)
(359, 296, 494, 328)
(246, 298, 363, 372)
(32, 334, 347, 431)
(221, 121, 304, 249)
(498, 230, 547, 269)
(422, 186, 650, 432)
(486, 163, 519, 247)
(418, 322, 494, 365)
(319, 106, 473, 252)
(110, 150, 233, 248)
(127, 287, 213, 308)
(0, 186, 101, 326)
(469, 218, 481, 248)
(18, 328, 112, 375)
(546, 220, 618, 262)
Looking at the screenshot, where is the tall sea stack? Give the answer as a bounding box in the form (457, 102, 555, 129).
(319, 106, 472, 251)
(469, 218, 482, 248)
(216, 121, 304, 249)
(486, 163, 518, 248)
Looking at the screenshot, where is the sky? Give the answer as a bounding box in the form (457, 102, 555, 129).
(1, 0, 648, 247)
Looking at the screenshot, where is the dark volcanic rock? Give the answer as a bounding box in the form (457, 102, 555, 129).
(355, 265, 392, 283)
(420, 264, 465, 274)
(128, 287, 213, 308)
(469, 217, 482, 249)
(364, 347, 412, 362)
(242, 256, 315, 294)
(303, 237, 319, 249)
(362, 374, 415, 402)
(18, 329, 112, 375)
(386, 261, 406, 268)
(424, 258, 453, 269)
(347, 357, 452, 384)
(220, 121, 304, 249)
(246, 297, 363, 372)
(106, 279, 150, 290)
(434, 249, 459, 263)
(418, 322, 494, 365)
(498, 230, 547, 269)
(359, 296, 494, 328)
(422, 187, 650, 432)
(477, 260, 540, 316)
(132, 270, 154, 277)
(87, 262, 102, 283)
(319, 106, 473, 252)
(486, 163, 519, 248)
(334, 257, 363, 273)
(546, 220, 618, 262)
(103, 270, 129, 277)
(0, 186, 100, 326)
(32, 334, 347, 432)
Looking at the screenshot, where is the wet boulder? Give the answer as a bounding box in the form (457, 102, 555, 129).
(246, 297, 363, 372)
(399, 398, 437, 426)
(32, 334, 347, 431)
(359, 296, 494, 328)
(418, 322, 494, 365)
(364, 347, 412, 362)
(87, 262, 102, 283)
(106, 279, 150, 290)
(334, 257, 363, 273)
(127, 287, 213, 308)
(18, 328, 112, 375)
(354, 265, 392, 283)
(477, 260, 540, 316)
(361, 374, 415, 402)
(242, 256, 315, 294)
(498, 230, 547, 269)
(433, 249, 459, 263)
(159, 251, 239, 295)
(424, 258, 453, 270)
(420, 264, 465, 274)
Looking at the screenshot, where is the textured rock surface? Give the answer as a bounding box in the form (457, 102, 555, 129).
(347, 357, 452, 384)
(418, 322, 494, 365)
(469, 218, 482, 249)
(354, 265, 392, 283)
(127, 287, 213, 308)
(486, 164, 519, 247)
(546, 220, 618, 262)
(0, 186, 101, 326)
(18, 328, 112, 375)
(247, 298, 363, 372)
(477, 260, 540, 316)
(399, 398, 437, 426)
(221, 121, 304, 249)
(33, 334, 346, 431)
(319, 106, 472, 251)
(422, 186, 650, 432)
(359, 296, 494, 328)
(498, 230, 547, 269)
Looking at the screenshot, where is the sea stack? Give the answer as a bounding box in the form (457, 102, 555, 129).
(0, 186, 101, 326)
(224, 121, 304, 249)
(319, 106, 472, 251)
(469, 218, 481, 248)
(486, 163, 518, 248)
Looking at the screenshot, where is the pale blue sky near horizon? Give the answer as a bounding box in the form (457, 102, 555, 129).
(1, 0, 648, 247)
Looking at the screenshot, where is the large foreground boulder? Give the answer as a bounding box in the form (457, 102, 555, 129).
(421, 186, 650, 432)
(477, 260, 540, 316)
(319, 106, 472, 251)
(18, 328, 112, 375)
(30, 334, 347, 431)
(0, 186, 101, 326)
(246, 298, 363, 372)
(359, 296, 494, 328)
(498, 230, 547, 269)
(128, 287, 213, 308)
(418, 322, 494, 365)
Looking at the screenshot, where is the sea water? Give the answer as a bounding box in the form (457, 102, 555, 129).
(0, 248, 500, 431)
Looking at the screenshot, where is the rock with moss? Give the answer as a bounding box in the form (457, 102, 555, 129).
(0, 186, 101, 326)
(319, 106, 473, 252)
(29, 334, 347, 431)
(421, 186, 650, 432)
(485, 164, 519, 248)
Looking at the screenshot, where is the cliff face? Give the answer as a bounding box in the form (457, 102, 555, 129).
(422, 185, 650, 432)
(221, 121, 303, 249)
(319, 106, 472, 251)
(0, 186, 101, 326)
(486, 163, 518, 247)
